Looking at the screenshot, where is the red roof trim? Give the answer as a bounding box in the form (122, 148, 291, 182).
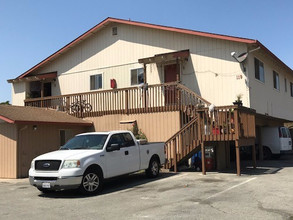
(0, 115, 15, 124)
(15, 17, 292, 79)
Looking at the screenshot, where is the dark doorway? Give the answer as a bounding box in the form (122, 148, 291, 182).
(44, 82, 52, 97)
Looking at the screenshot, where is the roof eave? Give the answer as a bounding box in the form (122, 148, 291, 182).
(0, 115, 15, 124)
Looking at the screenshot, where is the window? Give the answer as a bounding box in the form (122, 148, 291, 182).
(285, 78, 287, 92)
(112, 27, 117, 35)
(90, 74, 102, 90)
(280, 127, 288, 138)
(107, 134, 125, 147)
(122, 133, 135, 147)
(290, 82, 293, 97)
(131, 68, 144, 85)
(273, 71, 280, 90)
(254, 58, 265, 82)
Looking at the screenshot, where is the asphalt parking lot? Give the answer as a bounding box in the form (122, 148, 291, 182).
(1, 155, 293, 220)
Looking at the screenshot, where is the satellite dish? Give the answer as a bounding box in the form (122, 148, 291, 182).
(231, 52, 248, 63)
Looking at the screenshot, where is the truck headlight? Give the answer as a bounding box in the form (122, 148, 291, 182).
(31, 160, 35, 169)
(62, 160, 81, 169)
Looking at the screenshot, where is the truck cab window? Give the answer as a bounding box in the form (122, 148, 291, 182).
(122, 133, 135, 147)
(108, 134, 125, 147)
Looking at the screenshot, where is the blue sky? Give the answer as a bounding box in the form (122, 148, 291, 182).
(1, 0, 292, 103)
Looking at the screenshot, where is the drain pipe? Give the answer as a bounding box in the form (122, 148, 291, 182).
(16, 125, 28, 178)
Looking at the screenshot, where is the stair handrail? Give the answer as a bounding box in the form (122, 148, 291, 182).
(165, 116, 199, 144)
(176, 83, 211, 107)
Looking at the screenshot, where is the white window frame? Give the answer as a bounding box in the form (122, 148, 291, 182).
(90, 73, 103, 90)
(130, 68, 144, 86)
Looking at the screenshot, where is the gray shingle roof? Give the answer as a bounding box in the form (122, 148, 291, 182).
(0, 105, 92, 126)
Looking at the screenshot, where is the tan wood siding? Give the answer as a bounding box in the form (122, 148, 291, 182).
(87, 111, 180, 142)
(17, 124, 87, 178)
(0, 123, 17, 178)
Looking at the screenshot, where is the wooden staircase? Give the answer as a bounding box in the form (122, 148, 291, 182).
(164, 115, 201, 171)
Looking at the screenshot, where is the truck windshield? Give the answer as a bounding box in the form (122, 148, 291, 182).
(60, 135, 108, 150)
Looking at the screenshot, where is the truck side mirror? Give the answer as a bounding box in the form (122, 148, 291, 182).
(106, 144, 120, 152)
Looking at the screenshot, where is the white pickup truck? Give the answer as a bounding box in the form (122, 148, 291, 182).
(29, 131, 165, 195)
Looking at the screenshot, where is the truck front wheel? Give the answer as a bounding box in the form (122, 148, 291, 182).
(146, 157, 160, 178)
(79, 169, 103, 195)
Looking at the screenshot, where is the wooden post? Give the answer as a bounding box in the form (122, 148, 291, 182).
(235, 140, 241, 176)
(258, 126, 264, 160)
(252, 143, 257, 169)
(225, 141, 231, 169)
(66, 97, 70, 113)
(201, 142, 206, 175)
(173, 139, 177, 172)
(40, 82, 44, 108)
(143, 63, 147, 84)
(176, 58, 180, 82)
(125, 90, 129, 114)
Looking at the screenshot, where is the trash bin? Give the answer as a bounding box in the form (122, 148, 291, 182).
(205, 146, 215, 171)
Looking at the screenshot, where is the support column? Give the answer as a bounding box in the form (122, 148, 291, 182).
(252, 143, 257, 169)
(173, 141, 177, 173)
(258, 126, 263, 161)
(225, 141, 231, 169)
(235, 140, 241, 176)
(143, 63, 147, 84)
(40, 82, 44, 107)
(176, 58, 180, 82)
(201, 142, 206, 175)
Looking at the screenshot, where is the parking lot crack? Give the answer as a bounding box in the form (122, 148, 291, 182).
(257, 200, 292, 219)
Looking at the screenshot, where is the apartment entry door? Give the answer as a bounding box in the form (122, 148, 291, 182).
(164, 64, 178, 106)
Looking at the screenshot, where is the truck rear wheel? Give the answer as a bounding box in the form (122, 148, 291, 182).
(146, 157, 160, 178)
(79, 169, 103, 195)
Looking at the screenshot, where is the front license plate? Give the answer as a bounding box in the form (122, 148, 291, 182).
(42, 182, 51, 188)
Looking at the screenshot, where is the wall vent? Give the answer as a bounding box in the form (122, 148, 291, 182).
(112, 27, 117, 36)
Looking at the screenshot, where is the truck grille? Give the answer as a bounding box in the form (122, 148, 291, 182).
(35, 160, 61, 171)
(34, 177, 58, 181)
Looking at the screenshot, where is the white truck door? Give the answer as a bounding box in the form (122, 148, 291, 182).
(121, 133, 140, 173)
(105, 134, 129, 178)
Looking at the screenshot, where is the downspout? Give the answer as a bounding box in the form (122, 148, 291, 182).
(17, 125, 28, 178)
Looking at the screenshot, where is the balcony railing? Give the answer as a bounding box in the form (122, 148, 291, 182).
(197, 105, 256, 141)
(24, 82, 210, 118)
(164, 105, 256, 171)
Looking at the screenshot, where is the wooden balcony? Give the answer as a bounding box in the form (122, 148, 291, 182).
(24, 82, 210, 119)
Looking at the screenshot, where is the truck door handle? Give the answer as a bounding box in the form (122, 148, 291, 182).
(125, 151, 129, 155)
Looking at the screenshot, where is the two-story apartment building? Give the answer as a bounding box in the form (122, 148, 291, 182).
(2, 17, 293, 178)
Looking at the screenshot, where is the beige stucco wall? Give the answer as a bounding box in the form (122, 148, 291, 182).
(247, 51, 293, 121)
(87, 111, 181, 142)
(0, 123, 17, 178)
(15, 23, 247, 107)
